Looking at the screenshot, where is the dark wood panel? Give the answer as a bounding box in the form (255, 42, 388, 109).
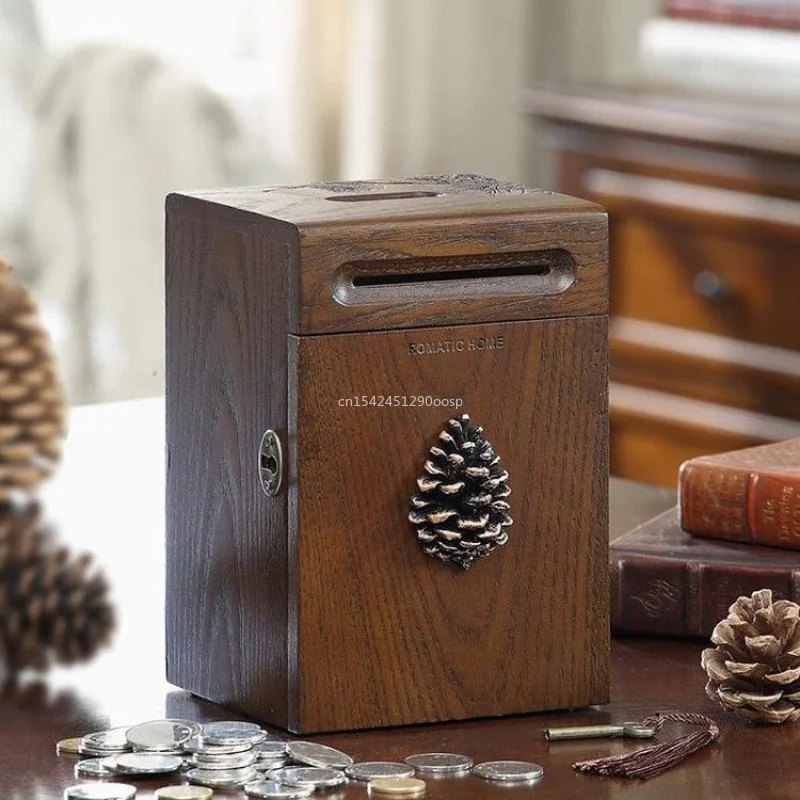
(291, 317, 609, 731)
(165, 206, 293, 727)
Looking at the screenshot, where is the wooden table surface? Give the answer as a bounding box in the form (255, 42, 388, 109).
(3, 398, 797, 799)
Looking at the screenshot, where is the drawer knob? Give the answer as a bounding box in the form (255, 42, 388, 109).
(692, 271, 730, 303)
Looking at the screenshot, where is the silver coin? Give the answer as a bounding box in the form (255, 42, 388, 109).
(346, 762, 416, 781)
(64, 784, 137, 799)
(164, 718, 203, 738)
(74, 757, 119, 777)
(192, 751, 257, 769)
(114, 752, 183, 774)
(267, 766, 346, 788)
(201, 720, 264, 745)
(186, 766, 260, 787)
(405, 752, 473, 774)
(286, 741, 353, 769)
(183, 735, 254, 755)
(81, 727, 132, 752)
(472, 760, 544, 783)
(154, 788, 214, 800)
(126, 720, 194, 751)
(253, 740, 288, 757)
(79, 744, 120, 758)
(244, 780, 314, 798)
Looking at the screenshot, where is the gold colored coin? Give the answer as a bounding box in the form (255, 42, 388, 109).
(368, 777, 427, 797)
(56, 737, 83, 755)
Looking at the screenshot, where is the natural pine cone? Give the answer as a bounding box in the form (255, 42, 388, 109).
(0, 260, 66, 500)
(702, 589, 800, 724)
(409, 413, 512, 570)
(0, 506, 114, 674)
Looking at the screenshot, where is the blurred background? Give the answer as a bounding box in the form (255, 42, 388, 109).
(2, 0, 800, 486)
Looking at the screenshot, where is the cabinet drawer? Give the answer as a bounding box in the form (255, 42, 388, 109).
(587, 169, 800, 352)
(611, 318, 800, 420)
(610, 383, 800, 488)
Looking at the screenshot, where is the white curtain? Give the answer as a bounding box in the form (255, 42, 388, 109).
(289, 0, 534, 183)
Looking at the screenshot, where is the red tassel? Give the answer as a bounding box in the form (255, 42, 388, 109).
(573, 712, 720, 780)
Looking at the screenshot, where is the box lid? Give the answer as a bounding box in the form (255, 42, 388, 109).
(169, 174, 608, 334)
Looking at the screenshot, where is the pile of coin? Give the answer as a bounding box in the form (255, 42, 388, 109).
(58, 718, 545, 798)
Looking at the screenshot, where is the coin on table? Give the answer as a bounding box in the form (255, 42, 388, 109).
(154, 787, 214, 800)
(81, 727, 133, 752)
(253, 740, 288, 757)
(64, 784, 137, 799)
(126, 720, 194, 751)
(183, 735, 254, 755)
(114, 752, 183, 774)
(186, 766, 260, 787)
(191, 751, 258, 769)
(57, 738, 83, 755)
(201, 720, 264, 746)
(244, 780, 314, 798)
(164, 718, 203, 738)
(268, 766, 346, 788)
(404, 752, 472, 775)
(74, 756, 119, 777)
(472, 760, 544, 783)
(368, 777, 427, 797)
(346, 762, 416, 781)
(286, 741, 353, 769)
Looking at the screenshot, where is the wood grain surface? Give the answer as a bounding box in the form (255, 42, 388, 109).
(165, 203, 294, 725)
(166, 177, 608, 732)
(291, 317, 608, 731)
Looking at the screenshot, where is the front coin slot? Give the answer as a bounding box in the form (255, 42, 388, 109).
(334, 249, 574, 307)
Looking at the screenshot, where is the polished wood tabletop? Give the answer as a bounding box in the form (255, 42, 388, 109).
(3, 398, 796, 799)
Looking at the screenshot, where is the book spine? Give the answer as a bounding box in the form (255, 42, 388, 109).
(680, 462, 800, 549)
(747, 473, 800, 547)
(679, 461, 751, 542)
(611, 555, 800, 638)
(666, 1, 800, 31)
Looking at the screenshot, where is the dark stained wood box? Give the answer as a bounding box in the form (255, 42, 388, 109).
(165, 175, 610, 733)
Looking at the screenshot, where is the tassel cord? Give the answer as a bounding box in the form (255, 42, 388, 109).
(572, 712, 720, 780)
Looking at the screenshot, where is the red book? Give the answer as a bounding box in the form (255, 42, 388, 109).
(666, 0, 800, 31)
(679, 438, 800, 549)
(611, 507, 800, 638)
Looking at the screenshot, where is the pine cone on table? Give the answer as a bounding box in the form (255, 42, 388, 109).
(702, 589, 800, 724)
(409, 414, 512, 570)
(0, 260, 66, 500)
(0, 506, 114, 675)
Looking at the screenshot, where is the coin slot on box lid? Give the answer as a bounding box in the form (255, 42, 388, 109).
(325, 191, 440, 202)
(334, 249, 575, 307)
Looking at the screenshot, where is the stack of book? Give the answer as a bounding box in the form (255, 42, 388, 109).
(638, 1, 800, 98)
(611, 437, 800, 638)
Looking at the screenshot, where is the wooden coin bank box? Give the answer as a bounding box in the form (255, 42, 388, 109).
(165, 175, 609, 733)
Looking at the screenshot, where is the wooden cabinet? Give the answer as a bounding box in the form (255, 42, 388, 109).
(525, 83, 800, 487)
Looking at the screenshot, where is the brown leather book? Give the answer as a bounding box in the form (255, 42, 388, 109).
(610, 506, 800, 638)
(679, 438, 800, 550)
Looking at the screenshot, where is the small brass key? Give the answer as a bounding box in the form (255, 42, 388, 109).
(543, 722, 657, 741)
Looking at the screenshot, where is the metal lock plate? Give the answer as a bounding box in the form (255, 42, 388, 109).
(258, 430, 283, 496)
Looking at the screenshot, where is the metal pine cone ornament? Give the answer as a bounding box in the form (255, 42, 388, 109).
(702, 589, 800, 724)
(409, 413, 512, 570)
(0, 260, 66, 500)
(0, 506, 114, 675)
